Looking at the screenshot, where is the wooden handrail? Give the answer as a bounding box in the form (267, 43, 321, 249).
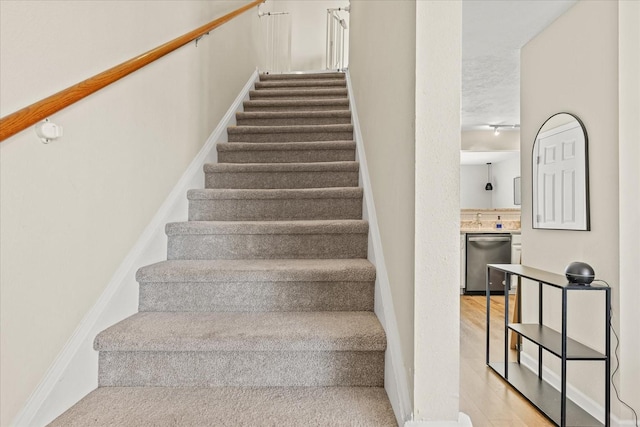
(0, 0, 263, 142)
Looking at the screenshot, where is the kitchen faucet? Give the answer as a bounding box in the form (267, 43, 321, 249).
(475, 212, 482, 228)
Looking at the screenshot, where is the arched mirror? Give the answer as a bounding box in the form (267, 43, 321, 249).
(532, 113, 590, 230)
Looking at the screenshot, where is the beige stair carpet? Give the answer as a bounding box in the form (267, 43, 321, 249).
(50, 387, 396, 427)
(50, 72, 395, 426)
(216, 141, 357, 163)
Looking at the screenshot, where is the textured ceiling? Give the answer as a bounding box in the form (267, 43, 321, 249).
(462, 0, 577, 131)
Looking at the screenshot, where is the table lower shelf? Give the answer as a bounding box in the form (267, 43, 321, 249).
(488, 362, 603, 427)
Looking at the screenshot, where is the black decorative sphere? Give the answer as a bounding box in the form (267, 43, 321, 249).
(565, 262, 595, 285)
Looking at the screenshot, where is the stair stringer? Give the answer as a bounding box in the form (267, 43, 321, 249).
(12, 70, 261, 427)
(346, 70, 412, 426)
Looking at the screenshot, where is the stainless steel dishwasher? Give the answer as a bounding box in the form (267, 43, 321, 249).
(465, 233, 512, 295)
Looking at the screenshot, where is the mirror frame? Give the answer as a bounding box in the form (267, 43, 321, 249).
(532, 112, 590, 231)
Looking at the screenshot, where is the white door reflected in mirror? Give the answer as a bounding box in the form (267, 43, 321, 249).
(532, 113, 590, 230)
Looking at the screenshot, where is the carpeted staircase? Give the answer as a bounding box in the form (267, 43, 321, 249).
(51, 72, 396, 426)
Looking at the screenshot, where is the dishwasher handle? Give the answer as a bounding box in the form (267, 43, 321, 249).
(468, 236, 511, 243)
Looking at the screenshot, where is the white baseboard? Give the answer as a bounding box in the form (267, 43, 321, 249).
(520, 352, 633, 427)
(12, 70, 259, 427)
(345, 70, 412, 426)
(404, 413, 473, 427)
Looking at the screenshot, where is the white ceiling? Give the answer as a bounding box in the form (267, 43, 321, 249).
(462, 0, 577, 131)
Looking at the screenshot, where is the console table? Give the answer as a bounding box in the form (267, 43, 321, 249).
(486, 264, 610, 427)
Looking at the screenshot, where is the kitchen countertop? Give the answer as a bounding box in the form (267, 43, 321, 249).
(460, 228, 521, 234)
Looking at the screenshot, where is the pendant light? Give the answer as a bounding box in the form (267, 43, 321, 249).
(485, 163, 493, 191)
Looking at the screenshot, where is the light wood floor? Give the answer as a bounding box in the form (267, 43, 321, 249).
(460, 295, 554, 427)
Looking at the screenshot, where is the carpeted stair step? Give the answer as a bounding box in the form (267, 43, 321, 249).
(259, 72, 345, 81)
(204, 161, 359, 189)
(254, 78, 346, 89)
(188, 187, 363, 221)
(49, 70, 396, 425)
(227, 124, 353, 143)
(166, 219, 368, 260)
(217, 141, 356, 163)
(50, 386, 396, 427)
(243, 98, 350, 112)
(95, 311, 385, 387)
(136, 259, 375, 312)
(249, 88, 348, 100)
(236, 110, 351, 126)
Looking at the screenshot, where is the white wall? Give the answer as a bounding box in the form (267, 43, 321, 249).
(269, 0, 349, 71)
(460, 156, 520, 209)
(460, 165, 492, 209)
(349, 0, 416, 412)
(618, 0, 640, 419)
(0, 1, 260, 425)
(521, 0, 639, 422)
(414, 0, 462, 422)
(491, 155, 520, 208)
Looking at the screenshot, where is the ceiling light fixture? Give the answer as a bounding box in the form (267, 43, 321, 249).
(490, 124, 520, 136)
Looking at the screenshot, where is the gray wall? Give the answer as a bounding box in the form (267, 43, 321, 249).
(350, 1, 462, 421)
(0, 2, 260, 424)
(521, 0, 639, 420)
(349, 0, 417, 403)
